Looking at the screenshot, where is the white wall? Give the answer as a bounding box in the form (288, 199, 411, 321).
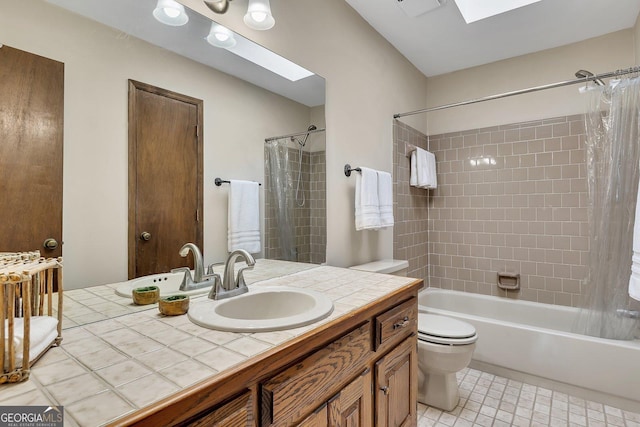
(423, 30, 635, 135)
(635, 13, 640, 64)
(0, 0, 313, 288)
(181, 0, 429, 269)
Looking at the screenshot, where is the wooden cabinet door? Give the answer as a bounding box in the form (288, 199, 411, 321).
(375, 337, 417, 427)
(328, 369, 372, 427)
(183, 391, 255, 427)
(298, 404, 328, 427)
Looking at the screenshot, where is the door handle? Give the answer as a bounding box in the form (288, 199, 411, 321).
(43, 238, 59, 250)
(140, 231, 152, 241)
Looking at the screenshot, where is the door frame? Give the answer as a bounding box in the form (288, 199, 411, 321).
(127, 80, 204, 279)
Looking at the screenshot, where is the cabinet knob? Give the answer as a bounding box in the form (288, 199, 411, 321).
(380, 386, 389, 395)
(140, 231, 152, 241)
(393, 316, 410, 329)
(43, 238, 59, 250)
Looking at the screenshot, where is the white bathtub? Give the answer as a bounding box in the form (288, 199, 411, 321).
(418, 288, 640, 406)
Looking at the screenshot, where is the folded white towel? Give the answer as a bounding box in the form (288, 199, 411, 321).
(228, 180, 261, 254)
(4, 316, 58, 368)
(410, 147, 437, 189)
(630, 180, 640, 302)
(355, 167, 381, 231)
(377, 170, 394, 228)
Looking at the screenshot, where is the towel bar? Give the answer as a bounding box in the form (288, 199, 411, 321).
(215, 178, 261, 186)
(344, 164, 362, 177)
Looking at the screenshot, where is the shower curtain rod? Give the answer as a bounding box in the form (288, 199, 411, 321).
(393, 66, 640, 119)
(264, 127, 326, 143)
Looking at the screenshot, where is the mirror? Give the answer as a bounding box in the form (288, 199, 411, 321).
(2, 0, 325, 327)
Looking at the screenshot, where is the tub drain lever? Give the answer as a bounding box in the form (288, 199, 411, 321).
(497, 272, 520, 290)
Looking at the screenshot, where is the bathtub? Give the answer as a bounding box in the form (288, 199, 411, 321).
(418, 288, 640, 406)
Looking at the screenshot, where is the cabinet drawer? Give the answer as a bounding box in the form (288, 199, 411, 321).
(375, 298, 417, 350)
(261, 322, 372, 426)
(183, 390, 254, 427)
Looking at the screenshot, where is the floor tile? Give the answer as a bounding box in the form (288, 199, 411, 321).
(417, 367, 640, 427)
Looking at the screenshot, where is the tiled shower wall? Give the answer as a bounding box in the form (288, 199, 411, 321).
(393, 121, 430, 281)
(394, 115, 589, 307)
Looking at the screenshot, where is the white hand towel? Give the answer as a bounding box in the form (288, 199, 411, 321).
(377, 170, 394, 228)
(4, 316, 58, 368)
(424, 150, 438, 189)
(228, 180, 261, 253)
(410, 148, 438, 189)
(629, 180, 640, 301)
(355, 167, 381, 231)
(410, 151, 418, 187)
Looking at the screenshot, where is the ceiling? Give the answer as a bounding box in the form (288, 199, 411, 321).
(344, 0, 640, 77)
(47, 0, 325, 107)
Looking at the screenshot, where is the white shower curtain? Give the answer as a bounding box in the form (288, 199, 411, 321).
(265, 140, 297, 261)
(576, 75, 640, 339)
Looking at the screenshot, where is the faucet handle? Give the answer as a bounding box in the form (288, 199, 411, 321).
(171, 267, 193, 290)
(207, 273, 223, 300)
(235, 265, 254, 289)
(206, 262, 224, 275)
(171, 266, 192, 277)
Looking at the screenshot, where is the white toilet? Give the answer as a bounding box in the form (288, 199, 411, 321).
(417, 313, 477, 411)
(349, 260, 478, 412)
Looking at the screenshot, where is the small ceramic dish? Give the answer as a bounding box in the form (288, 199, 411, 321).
(159, 294, 190, 316)
(132, 286, 160, 305)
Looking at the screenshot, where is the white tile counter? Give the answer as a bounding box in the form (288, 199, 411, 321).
(0, 262, 418, 426)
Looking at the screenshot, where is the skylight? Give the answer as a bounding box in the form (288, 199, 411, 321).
(226, 34, 314, 82)
(454, 0, 542, 24)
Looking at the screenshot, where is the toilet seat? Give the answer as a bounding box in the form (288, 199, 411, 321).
(418, 313, 477, 345)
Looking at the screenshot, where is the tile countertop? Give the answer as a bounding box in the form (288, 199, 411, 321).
(0, 263, 419, 427)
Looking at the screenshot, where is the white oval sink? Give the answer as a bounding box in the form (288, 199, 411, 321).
(115, 271, 210, 298)
(188, 287, 334, 332)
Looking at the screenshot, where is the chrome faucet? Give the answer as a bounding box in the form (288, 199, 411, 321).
(171, 243, 217, 291)
(209, 249, 256, 300)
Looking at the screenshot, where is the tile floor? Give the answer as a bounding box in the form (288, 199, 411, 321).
(417, 368, 640, 427)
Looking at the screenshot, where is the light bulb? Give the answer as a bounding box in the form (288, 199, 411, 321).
(153, 0, 188, 26)
(251, 12, 267, 22)
(244, 0, 275, 30)
(163, 7, 180, 18)
(206, 23, 236, 48)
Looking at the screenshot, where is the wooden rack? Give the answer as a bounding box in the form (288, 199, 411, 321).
(0, 252, 63, 383)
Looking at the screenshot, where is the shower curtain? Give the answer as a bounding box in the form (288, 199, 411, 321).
(577, 75, 640, 340)
(265, 139, 297, 261)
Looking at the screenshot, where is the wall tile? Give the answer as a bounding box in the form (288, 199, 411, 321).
(394, 114, 589, 306)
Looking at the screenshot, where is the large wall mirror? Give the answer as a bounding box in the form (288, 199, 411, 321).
(1, 0, 326, 303)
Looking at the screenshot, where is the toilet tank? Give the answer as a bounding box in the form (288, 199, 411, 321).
(349, 259, 409, 276)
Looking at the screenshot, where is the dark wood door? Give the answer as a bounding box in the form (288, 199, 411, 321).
(0, 45, 64, 257)
(128, 80, 203, 278)
(328, 370, 372, 426)
(375, 337, 417, 427)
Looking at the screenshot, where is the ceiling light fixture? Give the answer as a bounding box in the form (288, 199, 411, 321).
(205, 23, 237, 48)
(153, 0, 189, 26)
(244, 0, 275, 30)
(204, 0, 231, 14)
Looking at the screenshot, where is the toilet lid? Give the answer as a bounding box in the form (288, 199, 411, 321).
(418, 313, 476, 343)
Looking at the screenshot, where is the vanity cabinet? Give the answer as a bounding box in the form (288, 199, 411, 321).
(183, 391, 255, 427)
(374, 337, 418, 427)
(114, 280, 421, 427)
(297, 369, 372, 427)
